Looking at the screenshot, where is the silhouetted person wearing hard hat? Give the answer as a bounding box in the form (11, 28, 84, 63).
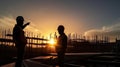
(56, 25, 67, 67)
(13, 16, 30, 67)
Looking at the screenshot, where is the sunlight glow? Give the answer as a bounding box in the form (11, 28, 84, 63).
(48, 38, 57, 52)
(49, 38, 56, 46)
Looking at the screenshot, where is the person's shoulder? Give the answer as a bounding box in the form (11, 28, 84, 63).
(13, 25, 22, 32)
(14, 25, 21, 29)
(63, 33, 67, 38)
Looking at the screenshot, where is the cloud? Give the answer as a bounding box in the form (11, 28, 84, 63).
(0, 15, 41, 36)
(25, 25, 41, 34)
(0, 15, 15, 37)
(0, 15, 15, 28)
(84, 22, 120, 41)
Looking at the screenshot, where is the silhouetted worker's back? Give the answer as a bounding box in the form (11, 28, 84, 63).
(56, 25, 67, 67)
(13, 16, 30, 67)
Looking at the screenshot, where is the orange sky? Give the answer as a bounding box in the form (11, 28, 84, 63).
(0, 0, 120, 41)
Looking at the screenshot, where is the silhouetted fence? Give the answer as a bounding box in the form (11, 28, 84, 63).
(0, 29, 49, 46)
(0, 29, 51, 59)
(0, 28, 120, 53)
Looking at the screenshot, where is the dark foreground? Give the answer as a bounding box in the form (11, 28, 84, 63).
(2, 52, 120, 67)
(31, 53, 120, 67)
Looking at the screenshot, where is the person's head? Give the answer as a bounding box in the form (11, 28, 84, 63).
(16, 16, 24, 26)
(57, 25, 65, 35)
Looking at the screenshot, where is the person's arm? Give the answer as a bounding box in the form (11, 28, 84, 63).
(22, 22, 30, 29)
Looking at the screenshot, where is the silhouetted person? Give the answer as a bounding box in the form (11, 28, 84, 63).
(13, 16, 30, 67)
(56, 25, 67, 67)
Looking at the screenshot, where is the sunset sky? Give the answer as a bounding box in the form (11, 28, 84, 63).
(0, 0, 120, 40)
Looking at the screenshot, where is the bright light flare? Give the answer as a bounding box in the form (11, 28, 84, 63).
(48, 38, 57, 52)
(49, 38, 56, 46)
